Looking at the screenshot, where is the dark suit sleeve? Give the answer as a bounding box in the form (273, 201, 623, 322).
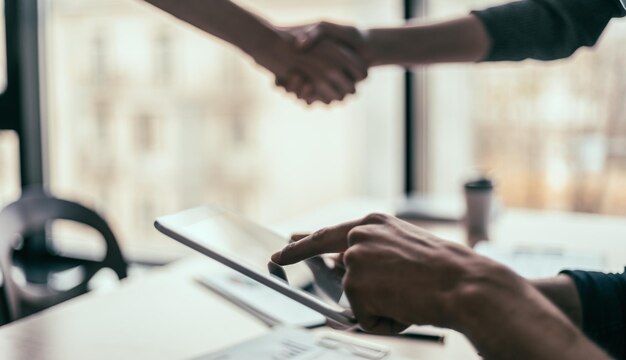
(560, 269, 626, 359)
(472, 0, 626, 61)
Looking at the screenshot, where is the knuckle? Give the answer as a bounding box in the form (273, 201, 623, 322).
(310, 227, 327, 240)
(283, 241, 299, 253)
(362, 212, 389, 224)
(319, 21, 331, 30)
(346, 228, 368, 246)
(342, 247, 362, 267)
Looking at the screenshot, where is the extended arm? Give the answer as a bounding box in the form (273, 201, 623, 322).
(143, 0, 368, 104)
(144, 0, 283, 70)
(298, 0, 626, 67)
(364, 15, 490, 66)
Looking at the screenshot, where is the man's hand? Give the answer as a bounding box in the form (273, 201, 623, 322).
(291, 22, 369, 59)
(272, 213, 610, 359)
(273, 213, 505, 332)
(276, 22, 371, 104)
(143, 0, 367, 105)
(251, 26, 368, 105)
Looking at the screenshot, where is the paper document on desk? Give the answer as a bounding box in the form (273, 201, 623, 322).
(475, 243, 605, 278)
(198, 271, 326, 328)
(193, 327, 408, 360)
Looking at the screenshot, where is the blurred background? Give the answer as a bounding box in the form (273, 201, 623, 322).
(1, 0, 625, 263)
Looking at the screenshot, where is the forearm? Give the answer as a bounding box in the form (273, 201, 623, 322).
(531, 275, 583, 328)
(453, 263, 608, 359)
(364, 15, 490, 67)
(143, 0, 281, 57)
(363, 0, 625, 66)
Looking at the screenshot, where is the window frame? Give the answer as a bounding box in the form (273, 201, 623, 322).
(1, 0, 46, 188)
(2, 0, 48, 254)
(404, 0, 428, 194)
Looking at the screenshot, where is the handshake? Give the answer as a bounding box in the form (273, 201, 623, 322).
(251, 22, 372, 106)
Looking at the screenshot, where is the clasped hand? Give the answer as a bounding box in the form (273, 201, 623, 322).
(254, 22, 370, 105)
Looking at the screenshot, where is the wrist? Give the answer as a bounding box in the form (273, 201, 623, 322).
(243, 25, 293, 76)
(531, 275, 583, 328)
(449, 261, 602, 359)
(364, 27, 414, 67)
(362, 28, 388, 66)
(446, 260, 520, 332)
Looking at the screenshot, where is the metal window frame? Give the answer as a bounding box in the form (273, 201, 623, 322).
(1, 0, 46, 188)
(403, 0, 428, 195)
(1, 0, 48, 254)
(0, 0, 19, 131)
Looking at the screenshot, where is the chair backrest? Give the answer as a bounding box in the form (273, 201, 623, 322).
(0, 191, 128, 322)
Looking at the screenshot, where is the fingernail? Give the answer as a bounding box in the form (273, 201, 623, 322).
(271, 252, 281, 263)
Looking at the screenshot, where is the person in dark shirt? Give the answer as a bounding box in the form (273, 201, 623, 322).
(270, 0, 626, 359)
(282, 0, 626, 100)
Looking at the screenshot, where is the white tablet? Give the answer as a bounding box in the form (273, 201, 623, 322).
(155, 206, 356, 327)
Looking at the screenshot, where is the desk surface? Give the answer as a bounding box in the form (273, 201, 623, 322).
(0, 258, 478, 360)
(1, 200, 625, 359)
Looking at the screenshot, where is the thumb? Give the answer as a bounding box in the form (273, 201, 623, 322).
(362, 318, 410, 335)
(313, 22, 364, 50)
(295, 26, 323, 51)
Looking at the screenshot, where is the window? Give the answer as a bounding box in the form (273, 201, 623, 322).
(0, 131, 20, 207)
(425, 0, 626, 215)
(44, 0, 404, 258)
(91, 29, 109, 85)
(154, 29, 173, 85)
(134, 113, 157, 152)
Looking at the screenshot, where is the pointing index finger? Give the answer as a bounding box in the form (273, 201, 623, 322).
(271, 219, 362, 265)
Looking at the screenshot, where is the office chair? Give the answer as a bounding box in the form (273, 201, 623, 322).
(0, 190, 128, 324)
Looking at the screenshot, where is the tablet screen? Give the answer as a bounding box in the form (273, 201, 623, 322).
(156, 206, 350, 320)
(174, 206, 313, 287)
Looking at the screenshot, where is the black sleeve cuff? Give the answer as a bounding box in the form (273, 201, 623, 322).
(560, 269, 626, 359)
(472, 0, 625, 62)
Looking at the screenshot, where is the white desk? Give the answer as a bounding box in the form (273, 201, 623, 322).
(0, 199, 624, 359)
(0, 258, 478, 359)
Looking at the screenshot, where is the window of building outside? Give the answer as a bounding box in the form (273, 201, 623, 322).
(44, 0, 404, 260)
(425, 0, 626, 216)
(0, 1, 18, 208)
(0, 131, 20, 207)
